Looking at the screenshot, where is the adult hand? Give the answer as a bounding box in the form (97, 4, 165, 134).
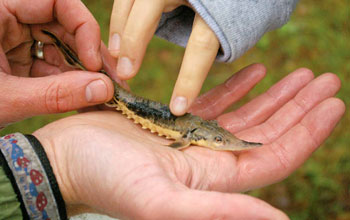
(33, 64, 345, 219)
(0, 0, 115, 127)
(109, 0, 220, 116)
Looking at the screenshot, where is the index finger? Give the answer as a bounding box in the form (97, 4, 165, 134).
(190, 64, 266, 120)
(170, 15, 219, 116)
(5, 0, 102, 71)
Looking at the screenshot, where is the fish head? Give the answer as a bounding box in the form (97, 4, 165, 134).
(188, 120, 262, 151)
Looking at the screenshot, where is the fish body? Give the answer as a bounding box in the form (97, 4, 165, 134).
(41, 29, 262, 151)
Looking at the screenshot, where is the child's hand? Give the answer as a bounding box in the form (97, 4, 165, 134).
(109, 0, 220, 116)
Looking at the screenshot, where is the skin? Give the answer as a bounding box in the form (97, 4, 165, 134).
(0, 0, 115, 127)
(33, 64, 345, 219)
(0, 1, 345, 218)
(109, 0, 220, 116)
(44, 28, 259, 151)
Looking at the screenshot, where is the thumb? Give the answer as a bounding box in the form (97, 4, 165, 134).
(0, 71, 114, 125)
(132, 188, 289, 220)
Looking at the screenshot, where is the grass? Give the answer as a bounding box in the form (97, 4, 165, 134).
(1, 0, 349, 219)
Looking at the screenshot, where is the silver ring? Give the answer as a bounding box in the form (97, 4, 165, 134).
(32, 41, 44, 59)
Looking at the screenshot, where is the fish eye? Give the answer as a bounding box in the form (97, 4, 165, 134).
(214, 136, 223, 143)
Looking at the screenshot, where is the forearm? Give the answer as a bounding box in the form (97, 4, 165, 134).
(156, 0, 299, 62)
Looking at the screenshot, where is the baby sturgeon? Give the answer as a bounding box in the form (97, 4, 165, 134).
(41, 30, 262, 151)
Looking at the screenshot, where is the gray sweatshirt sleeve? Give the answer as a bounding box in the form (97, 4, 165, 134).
(156, 0, 299, 62)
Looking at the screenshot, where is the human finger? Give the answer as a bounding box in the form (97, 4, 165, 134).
(6, 0, 102, 71)
(30, 38, 129, 89)
(218, 68, 315, 133)
(0, 71, 113, 126)
(136, 189, 288, 220)
(0, 49, 10, 74)
(190, 63, 266, 120)
(233, 98, 345, 192)
(6, 25, 74, 77)
(116, 0, 164, 80)
(101, 42, 128, 89)
(30, 42, 75, 76)
(170, 15, 220, 116)
(34, 25, 127, 85)
(52, 0, 102, 71)
(108, 0, 135, 57)
(31, 22, 75, 48)
(5, 40, 33, 77)
(237, 73, 341, 143)
(30, 59, 63, 77)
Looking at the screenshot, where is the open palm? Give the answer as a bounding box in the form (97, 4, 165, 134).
(34, 64, 345, 220)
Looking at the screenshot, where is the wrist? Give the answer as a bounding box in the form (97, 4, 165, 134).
(32, 130, 93, 216)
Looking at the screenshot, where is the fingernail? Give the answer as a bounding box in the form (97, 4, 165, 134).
(86, 80, 108, 103)
(171, 96, 188, 115)
(117, 57, 133, 78)
(109, 33, 120, 53)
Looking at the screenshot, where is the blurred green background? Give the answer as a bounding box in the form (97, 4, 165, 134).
(1, 0, 349, 219)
